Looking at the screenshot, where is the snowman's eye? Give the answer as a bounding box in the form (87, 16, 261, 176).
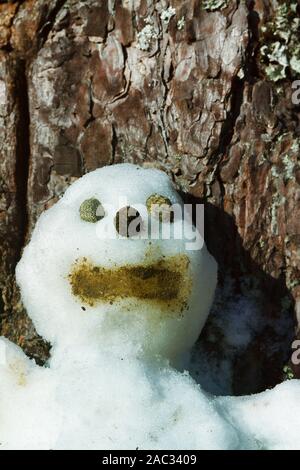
(115, 206, 142, 237)
(146, 194, 174, 223)
(79, 198, 105, 223)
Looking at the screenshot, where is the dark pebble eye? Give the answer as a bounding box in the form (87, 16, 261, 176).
(115, 206, 142, 238)
(79, 198, 105, 223)
(146, 194, 174, 223)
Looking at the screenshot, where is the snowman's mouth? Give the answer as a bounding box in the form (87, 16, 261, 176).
(68, 254, 191, 310)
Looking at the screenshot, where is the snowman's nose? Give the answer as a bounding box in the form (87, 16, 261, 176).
(114, 206, 142, 238)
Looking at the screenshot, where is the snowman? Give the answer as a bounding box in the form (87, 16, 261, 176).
(0, 164, 223, 449)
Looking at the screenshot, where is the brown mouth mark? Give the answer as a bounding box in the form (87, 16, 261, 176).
(68, 254, 191, 312)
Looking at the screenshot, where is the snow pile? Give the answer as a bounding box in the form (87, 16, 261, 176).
(217, 380, 300, 450)
(0, 163, 298, 450)
(1, 336, 300, 450)
(0, 338, 240, 450)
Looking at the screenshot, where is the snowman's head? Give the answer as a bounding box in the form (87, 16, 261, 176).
(16, 164, 217, 363)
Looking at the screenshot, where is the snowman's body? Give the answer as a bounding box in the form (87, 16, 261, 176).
(0, 164, 220, 449)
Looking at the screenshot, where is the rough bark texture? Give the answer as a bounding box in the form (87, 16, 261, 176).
(0, 0, 299, 392)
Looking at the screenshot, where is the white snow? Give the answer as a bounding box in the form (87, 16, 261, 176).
(217, 380, 300, 450)
(0, 163, 298, 450)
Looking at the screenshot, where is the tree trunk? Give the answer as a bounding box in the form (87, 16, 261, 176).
(0, 0, 299, 393)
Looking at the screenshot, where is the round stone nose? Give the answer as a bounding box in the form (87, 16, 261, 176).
(114, 206, 142, 238)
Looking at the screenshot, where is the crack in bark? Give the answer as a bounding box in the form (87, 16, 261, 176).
(208, 72, 244, 206)
(107, 44, 131, 105)
(209, 4, 253, 167)
(38, 0, 68, 47)
(84, 76, 95, 129)
(14, 58, 30, 261)
(111, 123, 117, 165)
(213, 75, 245, 164)
(158, 34, 170, 159)
(211, 0, 260, 200)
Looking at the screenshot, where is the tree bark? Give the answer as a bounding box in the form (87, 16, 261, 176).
(0, 0, 299, 392)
